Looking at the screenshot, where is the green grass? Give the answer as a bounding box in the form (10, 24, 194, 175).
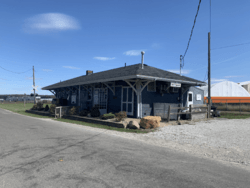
(218, 112, 250, 119)
(54, 118, 148, 133)
(0, 102, 149, 133)
(0, 102, 53, 118)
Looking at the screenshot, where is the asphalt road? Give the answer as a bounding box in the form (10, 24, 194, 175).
(0, 108, 249, 188)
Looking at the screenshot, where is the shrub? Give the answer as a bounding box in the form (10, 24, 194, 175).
(37, 102, 43, 110)
(68, 106, 80, 115)
(31, 104, 38, 110)
(90, 106, 100, 117)
(115, 111, 127, 122)
(79, 109, 90, 116)
(102, 112, 115, 120)
(38, 107, 45, 111)
(44, 105, 49, 111)
(50, 104, 56, 114)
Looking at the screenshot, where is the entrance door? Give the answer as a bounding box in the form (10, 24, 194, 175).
(187, 91, 193, 107)
(93, 88, 108, 115)
(121, 87, 134, 116)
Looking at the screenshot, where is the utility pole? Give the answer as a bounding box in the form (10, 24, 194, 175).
(208, 32, 211, 118)
(33, 66, 35, 104)
(180, 55, 182, 76)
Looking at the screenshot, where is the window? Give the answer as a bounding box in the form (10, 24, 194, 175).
(87, 88, 92, 101)
(147, 82, 156, 92)
(71, 94, 76, 104)
(188, 93, 192, 102)
(196, 94, 201, 100)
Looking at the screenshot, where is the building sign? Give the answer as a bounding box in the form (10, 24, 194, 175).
(170, 82, 181, 88)
(71, 94, 76, 104)
(196, 94, 201, 100)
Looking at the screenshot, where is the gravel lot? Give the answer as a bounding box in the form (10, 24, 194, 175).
(74, 118, 250, 171)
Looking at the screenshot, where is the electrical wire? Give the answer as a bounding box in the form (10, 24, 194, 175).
(212, 41, 250, 50)
(0, 66, 32, 74)
(181, 0, 202, 65)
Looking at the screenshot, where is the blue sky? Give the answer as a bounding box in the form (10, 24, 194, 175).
(0, 0, 250, 95)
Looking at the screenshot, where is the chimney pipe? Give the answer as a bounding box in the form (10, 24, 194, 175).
(86, 70, 93, 75)
(141, 51, 145, 69)
(125, 63, 126, 67)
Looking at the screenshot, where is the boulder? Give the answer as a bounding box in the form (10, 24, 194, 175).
(121, 120, 129, 129)
(127, 120, 140, 129)
(140, 116, 161, 129)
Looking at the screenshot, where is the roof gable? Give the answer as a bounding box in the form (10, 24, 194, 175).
(42, 63, 206, 90)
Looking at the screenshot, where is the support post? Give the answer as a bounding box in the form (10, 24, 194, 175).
(189, 105, 192, 120)
(208, 32, 211, 118)
(33, 66, 35, 104)
(167, 105, 171, 122)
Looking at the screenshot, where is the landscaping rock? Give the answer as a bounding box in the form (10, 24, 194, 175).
(121, 120, 129, 129)
(127, 120, 140, 129)
(139, 116, 161, 129)
(87, 113, 91, 117)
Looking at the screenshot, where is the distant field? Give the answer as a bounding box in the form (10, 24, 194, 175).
(0, 102, 53, 118)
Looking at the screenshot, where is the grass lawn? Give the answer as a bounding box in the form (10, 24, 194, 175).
(219, 112, 250, 119)
(0, 102, 148, 133)
(0, 102, 54, 118)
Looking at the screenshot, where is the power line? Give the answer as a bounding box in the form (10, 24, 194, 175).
(181, 0, 202, 63)
(211, 41, 250, 50)
(0, 66, 32, 74)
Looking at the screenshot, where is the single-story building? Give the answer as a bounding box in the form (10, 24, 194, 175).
(42, 59, 206, 119)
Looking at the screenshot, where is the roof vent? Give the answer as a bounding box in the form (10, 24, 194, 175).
(141, 51, 145, 69)
(86, 70, 93, 75)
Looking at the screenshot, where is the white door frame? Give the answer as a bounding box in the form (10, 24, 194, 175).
(93, 88, 108, 115)
(121, 86, 134, 116)
(187, 91, 193, 107)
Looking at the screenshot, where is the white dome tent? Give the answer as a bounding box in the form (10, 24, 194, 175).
(199, 81, 250, 97)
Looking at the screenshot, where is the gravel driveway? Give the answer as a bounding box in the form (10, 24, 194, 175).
(40, 116, 250, 171)
(84, 118, 250, 171)
(138, 118, 250, 169)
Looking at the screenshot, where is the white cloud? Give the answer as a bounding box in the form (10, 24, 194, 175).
(93, 57, 115, 61)
(42, 69, 52, 72)
(224, 75, 244, 78)
(63, 66, 80, 69)
(123, 50, 145, 56)
(211, 78, 228, 82)
(152, 43, 160, 49)
(167, 69, 190, 75)
(24, 13, 80, 32)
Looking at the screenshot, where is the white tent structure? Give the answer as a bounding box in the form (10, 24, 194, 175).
(199, 81, 250, 97)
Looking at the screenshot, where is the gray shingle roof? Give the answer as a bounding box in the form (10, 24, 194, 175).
(42, 63, 206, 90)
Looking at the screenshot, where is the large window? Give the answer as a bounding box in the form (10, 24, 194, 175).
(147, 81, 156, 92)
(87, 88, 92, 101)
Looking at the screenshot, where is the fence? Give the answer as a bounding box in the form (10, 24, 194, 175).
(167, 104, 209, 122)
(55, 106, 72, 118)
(1, 100, 52, 104)
(204, 98, 250, 112)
